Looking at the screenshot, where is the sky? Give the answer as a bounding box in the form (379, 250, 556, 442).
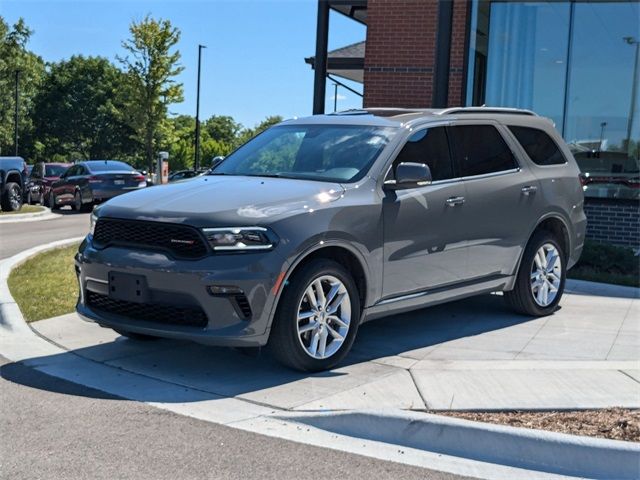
(1, 0, 366, 128)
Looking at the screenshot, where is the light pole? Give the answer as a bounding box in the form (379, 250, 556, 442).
(195, 44, 206, 171)
(623, 36, 639, 151)
(14, 70, 20, 156)
(333, 82, 338, 112)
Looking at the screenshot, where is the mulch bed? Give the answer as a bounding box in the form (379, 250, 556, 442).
(437, 408, 640, 442)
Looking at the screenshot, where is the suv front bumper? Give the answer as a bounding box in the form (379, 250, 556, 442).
(75, 236, 287, 347)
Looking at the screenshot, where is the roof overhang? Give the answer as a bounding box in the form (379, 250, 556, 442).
(305, 41, 365, 83)
(329, 0, 368, 24)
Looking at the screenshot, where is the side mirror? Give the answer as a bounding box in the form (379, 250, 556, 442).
(211, 156, 225, 168)
(385, 162, 432, 190)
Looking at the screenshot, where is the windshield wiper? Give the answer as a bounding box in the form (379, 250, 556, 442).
(243, 173, 285, 179)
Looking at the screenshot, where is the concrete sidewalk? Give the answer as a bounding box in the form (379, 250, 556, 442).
(29, 281, 639, 411)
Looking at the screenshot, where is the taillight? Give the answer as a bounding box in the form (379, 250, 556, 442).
(578, 173, 588, 187)
(134, 175, 146, 182)
(88, 176, 103, 183)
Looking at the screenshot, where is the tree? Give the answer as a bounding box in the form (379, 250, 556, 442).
(235, 115, 283, 147)
(118, 15, 184, 172)
(33, 55, 136, 161)
(203, 115, 241, 146)
(0, 17, 45, 158)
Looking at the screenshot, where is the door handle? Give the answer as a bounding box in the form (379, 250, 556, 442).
(521, 185, 538, 196)
(446, 196, 465, 207)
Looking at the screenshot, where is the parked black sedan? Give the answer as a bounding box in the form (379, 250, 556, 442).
(49, 160, 147, 212)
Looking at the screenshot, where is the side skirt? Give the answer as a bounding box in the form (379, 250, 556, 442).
(362, 274, 515, 323)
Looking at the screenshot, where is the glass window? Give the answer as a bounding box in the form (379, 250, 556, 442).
(44, 164, 68, 177)
(213, 125, 397, 183)
(564, 2, 640, 200)
(86, 161, 135, 172)
(449, 125, 518, 176)
(480, 1, 571, 128)
(508, 126, 566, 166)
(391, 127, 454, 181)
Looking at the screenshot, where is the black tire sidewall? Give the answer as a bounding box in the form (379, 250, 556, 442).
(516, 231, 567, 316)
(270, 259, 362, 372)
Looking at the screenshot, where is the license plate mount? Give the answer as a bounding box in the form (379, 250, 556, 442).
(108, 272, 150, 303)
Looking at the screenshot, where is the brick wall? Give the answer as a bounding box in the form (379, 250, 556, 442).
(447, 0, 469, 107)
(583, 199, 640, 249)
(363, 0, 469, 108)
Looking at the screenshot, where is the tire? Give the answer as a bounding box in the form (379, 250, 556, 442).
(269, 259, 361, 372)
(505, 230, 566, 316)
(113, 329, 157, 341)
(26, 190, 32, 205)
(73, 191, 82, 212)
(49, 191, 60, 211)
(1, 182, 23, 211)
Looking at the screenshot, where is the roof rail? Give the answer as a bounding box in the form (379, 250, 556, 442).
(436, 107, 537, 116)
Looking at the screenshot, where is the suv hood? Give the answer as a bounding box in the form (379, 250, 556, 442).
(98, 175, 346, 227)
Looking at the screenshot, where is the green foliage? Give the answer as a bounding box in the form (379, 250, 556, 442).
(118, 15, 184, 171)
(568, 240, 640, 288)
(0, 16, 45, 157)
(0, 16, 284, 171)
(33, 55, 137, 162)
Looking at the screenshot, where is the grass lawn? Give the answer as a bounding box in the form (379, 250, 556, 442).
(568, 241, 639, 288)
(8, 243, 80, 322)
(0, 205, 45, 215)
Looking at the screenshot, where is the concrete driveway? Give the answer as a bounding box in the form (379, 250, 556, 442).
(27, 279, 639, 412)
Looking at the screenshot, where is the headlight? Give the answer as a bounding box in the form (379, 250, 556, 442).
(202, 226, 277, 251)
(89, 210, 98, 235)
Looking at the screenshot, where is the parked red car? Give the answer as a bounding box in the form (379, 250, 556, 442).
(26, 162, 72, 206)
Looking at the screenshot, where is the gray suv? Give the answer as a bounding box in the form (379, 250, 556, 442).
(75, 108, 587, 371)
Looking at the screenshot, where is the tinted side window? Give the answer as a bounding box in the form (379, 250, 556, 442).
(449, 125, 517, 176)
(508, 126, 566, 166)
(392, 127, 453, 181)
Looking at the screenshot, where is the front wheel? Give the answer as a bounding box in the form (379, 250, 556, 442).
(269, 259, 361, 372)
(505, 230, 566, 316)
(1, 182, 23, 211)
(49, 191, 60, 211)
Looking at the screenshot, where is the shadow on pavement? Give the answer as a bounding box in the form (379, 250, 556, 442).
(2, 294, 539, 404)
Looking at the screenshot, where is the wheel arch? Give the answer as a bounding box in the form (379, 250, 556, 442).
(511, 213, 571, 285)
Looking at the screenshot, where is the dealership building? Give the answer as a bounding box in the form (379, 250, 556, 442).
(307, 0, 640, 248)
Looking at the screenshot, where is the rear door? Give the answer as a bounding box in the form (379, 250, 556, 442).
(448, 122, 543, 280)
(382, 125, 469, 298)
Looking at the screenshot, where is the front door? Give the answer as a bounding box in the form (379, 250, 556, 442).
(382, 126, 468, 299)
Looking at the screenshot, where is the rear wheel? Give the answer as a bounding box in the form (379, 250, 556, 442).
(1, 182, 23, 211)
(505, 230, 566, 316)
(73, 191, 82, 212)
(269, 259, 361, 372)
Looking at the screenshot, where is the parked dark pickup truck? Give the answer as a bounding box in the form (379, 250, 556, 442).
(0, 156, 28, 211)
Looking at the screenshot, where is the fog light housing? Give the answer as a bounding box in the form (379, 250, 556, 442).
(207, 285, 244, 296)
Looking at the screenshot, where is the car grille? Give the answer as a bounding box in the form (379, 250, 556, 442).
(93, 218, 209, 259)
(86, 291, 208, 328)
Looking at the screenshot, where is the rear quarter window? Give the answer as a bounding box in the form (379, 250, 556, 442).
(508, 126, 567, 166)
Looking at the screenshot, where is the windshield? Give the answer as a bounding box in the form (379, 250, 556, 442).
(45, 165, 68, 177)
(87, 161, 136, 172)
(211, 124, 397, 182)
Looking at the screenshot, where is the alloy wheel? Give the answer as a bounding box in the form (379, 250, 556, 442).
(296, 275, 352, 360)
(530, 243, 562, 307)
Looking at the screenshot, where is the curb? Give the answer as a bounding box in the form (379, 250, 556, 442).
(1, 239, 639, 480)
(280, 410, 640, 480)
(0, 207, 60, 223)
